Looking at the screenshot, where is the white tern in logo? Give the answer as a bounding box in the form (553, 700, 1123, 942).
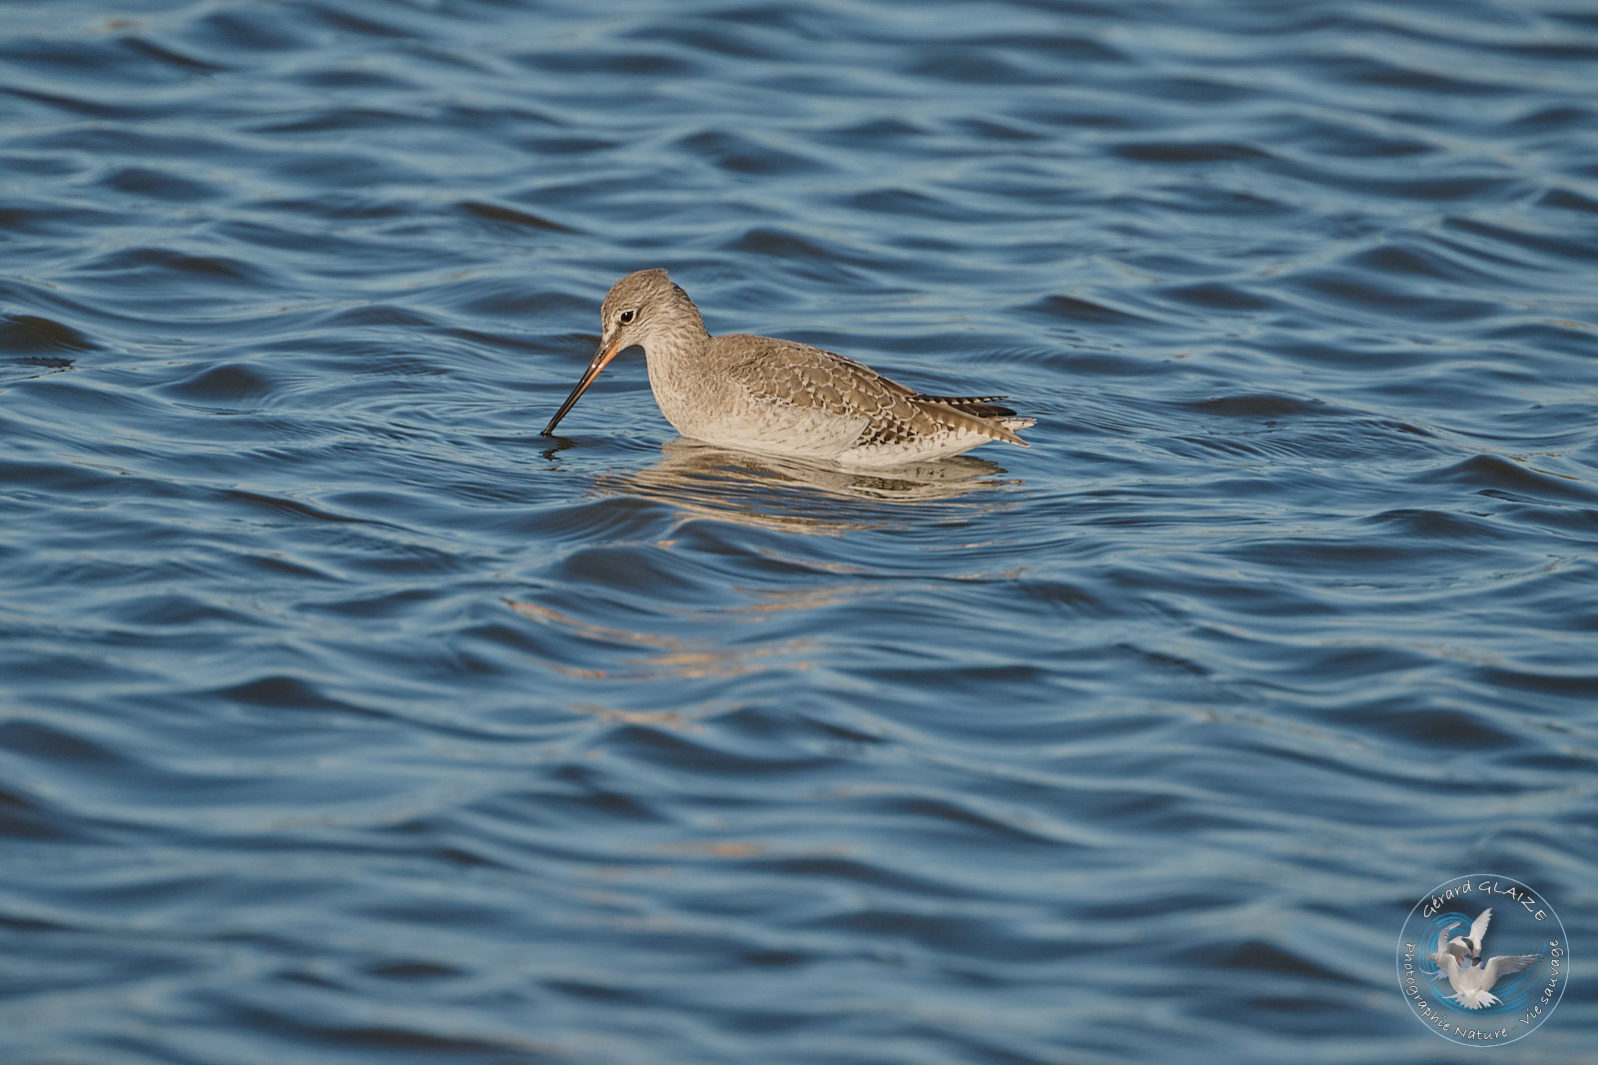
(1429, 908, 1539, 1009)
(1435, 907, 1493, 972)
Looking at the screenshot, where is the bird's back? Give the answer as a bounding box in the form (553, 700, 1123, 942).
(682, 333, 1031, 465)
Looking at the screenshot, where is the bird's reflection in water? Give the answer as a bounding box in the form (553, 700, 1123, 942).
(594, 438, 1023, 534)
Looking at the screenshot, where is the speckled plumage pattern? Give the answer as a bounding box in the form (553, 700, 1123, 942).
(542, 269, 1035, 466)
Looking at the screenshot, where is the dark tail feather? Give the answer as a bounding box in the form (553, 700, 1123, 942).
(914, 393, 1018, 419)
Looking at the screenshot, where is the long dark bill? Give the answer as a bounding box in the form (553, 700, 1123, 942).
(541, 339, 620, 436)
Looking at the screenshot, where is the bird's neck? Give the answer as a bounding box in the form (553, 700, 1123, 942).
(641, 322, 712, 435)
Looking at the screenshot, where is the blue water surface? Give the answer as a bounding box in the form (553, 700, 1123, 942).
(2, 1, 1596, 1062)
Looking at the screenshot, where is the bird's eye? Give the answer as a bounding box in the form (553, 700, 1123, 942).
(619, 309, 636, 325)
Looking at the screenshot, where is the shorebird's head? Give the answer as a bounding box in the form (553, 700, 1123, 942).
(541, 269, 704, 436)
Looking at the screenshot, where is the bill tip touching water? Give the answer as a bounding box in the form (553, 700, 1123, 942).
(540, 268, 1035, 466)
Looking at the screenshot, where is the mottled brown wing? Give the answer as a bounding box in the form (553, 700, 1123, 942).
(726, 341, 1025, 447)
(728, 342, 918, 418)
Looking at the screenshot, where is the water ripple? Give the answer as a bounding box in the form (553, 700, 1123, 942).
(3, 1, 1597, 1063)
